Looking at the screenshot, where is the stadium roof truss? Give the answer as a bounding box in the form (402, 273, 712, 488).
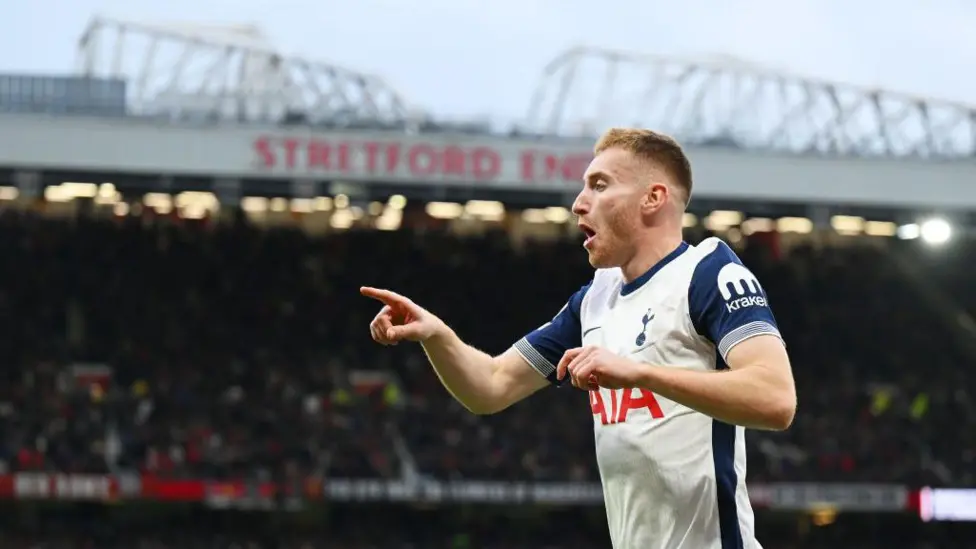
(525, 47, 976, 159)
(75, 16, 416, 126)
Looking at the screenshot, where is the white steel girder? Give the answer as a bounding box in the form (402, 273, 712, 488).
(75, 15, 415, 126)
(525, 46, 976, 159)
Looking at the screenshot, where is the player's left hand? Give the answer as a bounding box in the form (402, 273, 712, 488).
(557, 346, 646, 390)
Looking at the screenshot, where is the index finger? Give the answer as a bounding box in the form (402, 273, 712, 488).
(556, 347, 585, 380)
(360, 287, 414, 309)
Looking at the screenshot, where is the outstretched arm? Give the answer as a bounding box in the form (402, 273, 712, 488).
(421, 329, 548, 414)
(361, 287, 548, 415)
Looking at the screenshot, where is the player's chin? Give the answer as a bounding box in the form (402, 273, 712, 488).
(586, 249, 614, 269)
(584, 236, 615, 268)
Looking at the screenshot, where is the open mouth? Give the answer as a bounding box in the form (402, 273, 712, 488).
(579, 224, 597, 247)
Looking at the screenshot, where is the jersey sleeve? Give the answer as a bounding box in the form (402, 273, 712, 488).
(513, 282, 591, 385)
(688, 241, 783, 364)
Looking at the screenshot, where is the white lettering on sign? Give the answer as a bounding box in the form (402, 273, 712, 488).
(14, 473, 112, 500)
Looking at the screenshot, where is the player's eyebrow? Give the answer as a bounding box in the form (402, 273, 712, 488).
(584, 170, 612, 186)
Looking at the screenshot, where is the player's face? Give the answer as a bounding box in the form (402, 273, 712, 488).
(572, 148, 647, 269)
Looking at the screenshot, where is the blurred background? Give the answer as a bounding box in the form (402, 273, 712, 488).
(1, 1, 976, 547)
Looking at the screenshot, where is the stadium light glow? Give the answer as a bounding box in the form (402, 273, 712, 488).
(896, 223, 920, 240)
(426, 202, 464, 219)
(465, 200, 505, 220)
(143, 193, 173, 214)
(703, 210, 742, 231)
(830, 215, 864, 235)
(375, 209, 403, 231)
(241, 196, 268, 213)
(521, 209, 548, 223)
(180, 204, 208, 219)
(60, 182, 98, 198)
(291, 199, 313, 213)
(269, 197, 288, 212)
(864, 221, 897, 237)
(776, 217, 813, 234)
(387, 194, 407, 210)
(920, 218, 952, 245)
(330, 209, 354, 229)
(544, 207, 571, 223)
(0, 186, 19, 200)
(740, 217, 774, 235)
(94, 183, 120, 205)
(313, 197, 333, 211)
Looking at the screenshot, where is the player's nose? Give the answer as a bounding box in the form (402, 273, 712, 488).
(571, 190, 590, 216)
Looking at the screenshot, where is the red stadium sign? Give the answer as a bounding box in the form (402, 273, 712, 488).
(252, 135, 594, 185)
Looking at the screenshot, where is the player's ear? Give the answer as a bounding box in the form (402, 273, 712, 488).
(640, 182, 668, 214)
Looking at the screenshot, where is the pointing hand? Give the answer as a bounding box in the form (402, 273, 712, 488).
(361, 287, 447, 345)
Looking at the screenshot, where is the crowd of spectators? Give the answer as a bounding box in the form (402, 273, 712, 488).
(0, 210, 972, 492)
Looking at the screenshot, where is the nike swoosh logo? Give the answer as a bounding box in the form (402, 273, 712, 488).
(582, 326, 602, 338)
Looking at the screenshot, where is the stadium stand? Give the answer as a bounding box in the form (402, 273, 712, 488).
(0, 209, 973, 547)
(0, 212, 972, 487)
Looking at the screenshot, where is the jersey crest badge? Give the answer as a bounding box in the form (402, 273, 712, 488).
(634, 308, 655, 346)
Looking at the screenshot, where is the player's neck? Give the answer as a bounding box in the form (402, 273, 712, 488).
(620, 230, 684, 284)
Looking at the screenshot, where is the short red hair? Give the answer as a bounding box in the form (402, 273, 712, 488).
(594, 128, 693, 204)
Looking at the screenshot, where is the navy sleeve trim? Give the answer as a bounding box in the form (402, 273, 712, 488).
(514, 337, 555, 378)
(716, 320, 782, 361)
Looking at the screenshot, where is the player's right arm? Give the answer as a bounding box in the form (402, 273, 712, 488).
(361, 285, 586, 415)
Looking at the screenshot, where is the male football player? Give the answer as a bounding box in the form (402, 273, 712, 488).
(362, 128, 796, 549)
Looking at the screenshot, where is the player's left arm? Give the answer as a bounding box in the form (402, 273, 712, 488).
(640, 243, 795, 431)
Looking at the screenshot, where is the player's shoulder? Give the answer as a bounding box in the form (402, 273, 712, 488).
(688, 236, 739, 264)
(687, 237, 748, 281)
(683, 237, 766, 309)
(686, 237, 769, 307)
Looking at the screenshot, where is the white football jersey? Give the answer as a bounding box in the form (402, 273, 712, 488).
(513, 237, 783, 549)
